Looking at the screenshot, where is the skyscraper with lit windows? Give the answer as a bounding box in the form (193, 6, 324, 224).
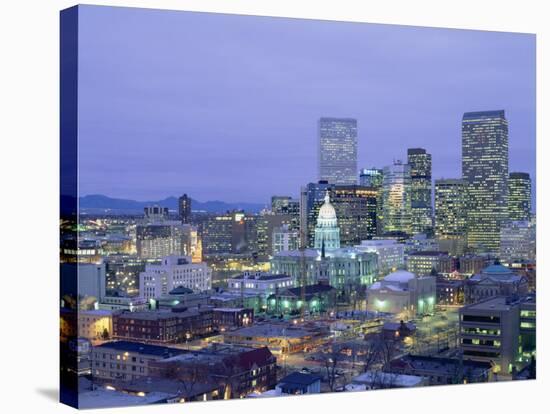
(178, 194, 191, 224)
(434, 179, 467, 255)
(462, 110, 509, 254)
(508, 172, 531, 222)
(381, 161, 412, 235)
(319, 117, 357, 185)
(408, 148, 433, 236)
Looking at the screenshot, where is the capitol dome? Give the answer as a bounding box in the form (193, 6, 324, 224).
(317, 191, 337, 227)
(314, 191, 340, 250)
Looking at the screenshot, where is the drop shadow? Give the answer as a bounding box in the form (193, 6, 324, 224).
(36, 388, 59, 402)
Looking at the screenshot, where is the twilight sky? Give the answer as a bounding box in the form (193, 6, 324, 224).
(77, 5, 536, 205)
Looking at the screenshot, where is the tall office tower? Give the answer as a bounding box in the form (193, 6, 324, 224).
(201, 211, 248, 255)
(408, 148, 433, 236)
(136, 221, 193, 259)
(434, 179, 467, 256)
(178, 194, 192, 224)
(381, 161, 412, 235)
(271, 196, 300, 230)
(318, 117, 358, 185)
(462, 110, 509, 254)
(360, 168, 384, 235)
(331, 185, 378, 245)
(254, 213, 293, 259)
(508, 172, 532, 222)
(359, 168, 384, 187)
(500, 221, 536, 264)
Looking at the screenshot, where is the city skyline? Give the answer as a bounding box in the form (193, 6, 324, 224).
(77, 6, 535, 204)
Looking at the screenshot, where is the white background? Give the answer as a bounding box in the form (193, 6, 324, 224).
(0, 0, 547, 413)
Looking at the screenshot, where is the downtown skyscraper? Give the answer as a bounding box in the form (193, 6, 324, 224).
(434, 179, 467, 255)
(178, 193, 191, 224)
(508, 172, 532, 222)
(462, 110, 509, 254)
(381, 161, 412, 235)
(318, 117, 357, 185)
(408, 148, 433, 236)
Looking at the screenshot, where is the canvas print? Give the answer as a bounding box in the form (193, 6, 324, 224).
(60, 5, 536, 409)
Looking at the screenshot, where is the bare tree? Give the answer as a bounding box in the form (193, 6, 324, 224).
(163, 361, 210, 402)
(360, 340, 380, 374)
(319, 343, 344, 392)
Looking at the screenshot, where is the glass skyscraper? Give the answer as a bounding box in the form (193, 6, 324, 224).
(407, 148, 433, 236)
(318, 117, 357, 185)
(462, 110, 509, 254)
(359, 168, 384, 235)
(434, 179, 467, 255)
(434, 179, 467, 238)
(359, 168, 383, 187)
(508, 172, 532, 222)
(381, 161, 412, 235)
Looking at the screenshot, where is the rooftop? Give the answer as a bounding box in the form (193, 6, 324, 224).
(229, 273, 292, 281)
(391, 354, 492, 375)
(460, 296, 530, 312)
(352, 371, 424, 388)
(278, 372, 323, 386)
(383, 270, 416, 283)
(94, 341, 185, 357)
(283, 284, 336, 298)
(227, 323, 316, 339)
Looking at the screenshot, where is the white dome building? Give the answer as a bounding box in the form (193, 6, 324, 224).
(314, 191, 340, 250)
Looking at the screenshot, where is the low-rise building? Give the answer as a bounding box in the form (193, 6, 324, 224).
(91, 341, 185, 381)
(276, 372, 322, 395)
(407, 251, 449, 276)
(78, 309, 114, 340)
(354, 239, 405, 276)
(388, 354, 493, 385)
(149, 344, 277, 399)
(223, 323, 329, 354)
(226, 272, 293, 298)
(464, 264, 528, 304)
(139, 255, 211, 299)
(266, 284, 337, 316)
(212, 308, 253, 331)
(153, 286, 209, 310)
(459, 295, 535, 374)
(97, 295, 149, 312)
(113, 308, 214, 344)
(349, 371, 427, 390)
(366, 270, 436, 316)
(436, 277, 465, 306)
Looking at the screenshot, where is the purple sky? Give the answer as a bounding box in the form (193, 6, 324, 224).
(77, 5, 536, 205)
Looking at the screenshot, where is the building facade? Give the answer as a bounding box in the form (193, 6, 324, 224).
(462, 110, 509, 254)
(178, 194, 191, 224)
(367, 270, 436, 315)
(318, 117, 357, 185)
(464, 264, 529, 304)
(382, 161, 412, 235)
(91, 341, 184, 381)
(500, 220, 536, 264)
(354, 239, 405, 276)
(408, 148, 433, 236)
(508, 172, 531, 222)
(139, 255, 212, 299)
(434, 178, 467, 256)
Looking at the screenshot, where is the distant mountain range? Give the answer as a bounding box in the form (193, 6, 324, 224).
(78, 194, 266, 214)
